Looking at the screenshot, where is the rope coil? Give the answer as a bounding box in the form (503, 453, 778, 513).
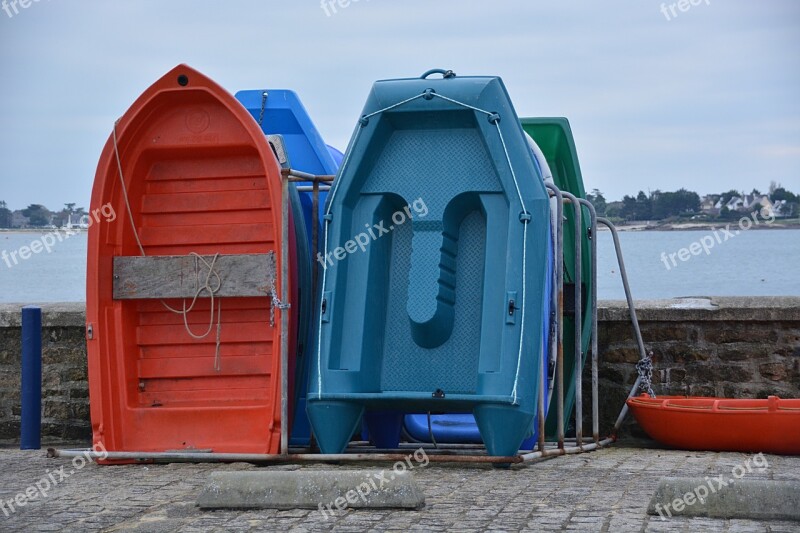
(112, 121, 227, 371)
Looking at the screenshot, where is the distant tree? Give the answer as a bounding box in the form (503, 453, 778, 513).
(618, 191, 653, 220)
(620, 194, 637, 220)
(64, 203, 76, 214)
(651, 188, 701, 219)
(635, 191, 652, 220)
(750, 188, 762, 197)
(771, 187, 799, 204)
(719, 206, 738, 220)
(52, 212, 68, 228)
(586, 189, 607, 216)
(0, 201, 10, 228)
(21, 204, 51, 227)
(605, 201, 623, 219)
(769, 181, 779, 195)
(783, 203, 799, 217)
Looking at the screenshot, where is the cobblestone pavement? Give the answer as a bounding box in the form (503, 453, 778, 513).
(0, 440, 798, 532)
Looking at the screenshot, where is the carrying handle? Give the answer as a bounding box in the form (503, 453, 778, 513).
(420, 69, 456, 79)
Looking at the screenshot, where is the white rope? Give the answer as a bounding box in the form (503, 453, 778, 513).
(362, 93, 427, 121)
(112, 120, 226, 371)
(316, 120, 366, 397)
(315, 229, 329, 397)
(430, 92, 493, 116)
(324, 94, 425, 218)
(493, 123, 529, 405)
(113, 121, 146, 255)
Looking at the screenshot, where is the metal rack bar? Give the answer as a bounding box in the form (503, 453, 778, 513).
(560, 191, 583, 447)
(577, 199, 599, 443)
(596, 217, 649, 437)
(545, 184, 565, 450)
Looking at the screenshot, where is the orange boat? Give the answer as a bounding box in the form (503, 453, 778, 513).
(86, 65, 294, 461)
(627, 395, 800, 455)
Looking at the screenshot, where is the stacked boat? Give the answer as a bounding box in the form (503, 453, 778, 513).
(85, 65, 597, 460)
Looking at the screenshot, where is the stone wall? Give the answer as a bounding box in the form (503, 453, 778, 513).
(0, 304, 90, 441)
(588, 297, 800, 437)
(0, 298, 798, 444)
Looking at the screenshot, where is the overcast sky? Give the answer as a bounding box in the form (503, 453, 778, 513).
(1, 1, 798, 211)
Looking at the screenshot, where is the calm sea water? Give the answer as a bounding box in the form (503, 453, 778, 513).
(1, 229, 798, 303)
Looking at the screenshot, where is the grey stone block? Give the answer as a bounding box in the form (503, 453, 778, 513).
(196, 469, 425, 511)
(647, 477, 800, 521)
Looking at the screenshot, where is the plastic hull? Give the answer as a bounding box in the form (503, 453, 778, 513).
(308, 73, 550, 457)
(521, 118, 593, 438)
(86, 65, 293, 460)
(627, 395, 800, 455)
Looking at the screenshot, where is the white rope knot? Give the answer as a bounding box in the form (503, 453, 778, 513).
(160, 253, 224, 371)
(113, 121, 227, 372)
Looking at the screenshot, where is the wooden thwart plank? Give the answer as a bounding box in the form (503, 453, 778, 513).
(113, 253, 276, 300)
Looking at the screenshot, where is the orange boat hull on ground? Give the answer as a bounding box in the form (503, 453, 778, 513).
(86, 65, 294, 460)
(627, 395, 800, 455)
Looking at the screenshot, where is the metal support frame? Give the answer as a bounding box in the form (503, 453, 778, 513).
(280, 170, 290, 456)
(49, 177, 652, 467)
(560, 191, 583, 448)
(596, 218, 650, 437)
(577, 199, 599, 444)
(543, 184, 563, 452)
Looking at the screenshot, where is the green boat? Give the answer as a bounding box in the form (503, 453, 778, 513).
(521, 118, 593, 439)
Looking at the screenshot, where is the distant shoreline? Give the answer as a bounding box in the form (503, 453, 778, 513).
(598, 221, 800, 232)
(3, 223, 799, 235)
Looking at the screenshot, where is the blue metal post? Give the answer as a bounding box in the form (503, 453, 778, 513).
(21, 306, 42, 450)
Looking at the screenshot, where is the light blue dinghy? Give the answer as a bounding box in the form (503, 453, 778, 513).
(307, 70, 551, 457)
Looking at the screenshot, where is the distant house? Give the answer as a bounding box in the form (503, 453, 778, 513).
(771, 199, 792, 217)
(712, 194, 768, 213)
(730, 196, 746, 210)
(700, 195, 720, 216)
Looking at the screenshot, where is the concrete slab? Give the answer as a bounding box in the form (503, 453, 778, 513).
(196, 469, 425, 511)
(647, 477, 800, 521)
